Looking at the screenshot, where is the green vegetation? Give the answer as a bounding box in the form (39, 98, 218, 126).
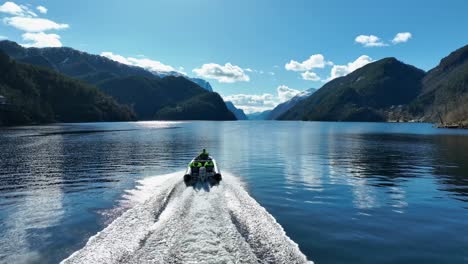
(0, 40, 237, 122)
(97, 75, 235, 120)
(280, 58, 425, 121)
(0, 52, 135, 126)
(2, 39, 467, 125)
(280, 45, 468, 126)
(0, 40, 153, 84)
(411, 45, 468, 126)
(155, 93, 236, 120)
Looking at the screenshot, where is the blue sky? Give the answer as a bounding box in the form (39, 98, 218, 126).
(1, 0, 468, 113)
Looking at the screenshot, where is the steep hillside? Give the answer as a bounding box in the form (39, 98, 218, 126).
(410, 45, 468, 126)
(0, 41, 235, 121)
(155, 93, 236, 120)
(247, 110, 272, 120)
(0, 40, 153, 84)
(98, 75, 234, 120)
(280, 58, 425, 121)
(0, 52, 134, 126)
(225, 101, 247, 120)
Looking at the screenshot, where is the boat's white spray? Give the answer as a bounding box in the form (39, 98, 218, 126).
(62, 171, 313, 264)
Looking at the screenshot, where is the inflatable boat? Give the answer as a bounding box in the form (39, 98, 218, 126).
(184, 155, 222, 183)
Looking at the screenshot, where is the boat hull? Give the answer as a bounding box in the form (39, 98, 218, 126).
(183, 156, 222, 183)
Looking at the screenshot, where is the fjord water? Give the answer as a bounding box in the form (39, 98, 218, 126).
(0, 121, 467, 263)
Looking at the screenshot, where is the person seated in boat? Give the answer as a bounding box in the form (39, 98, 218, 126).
(197, 149, 210, 160)
(204, 160, 214, 172)
(190, 161, 203, 173)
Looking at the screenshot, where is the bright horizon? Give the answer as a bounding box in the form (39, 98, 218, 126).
(1, 0, 467, 113)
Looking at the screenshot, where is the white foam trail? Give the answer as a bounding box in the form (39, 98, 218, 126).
(62, 172, 312, 264)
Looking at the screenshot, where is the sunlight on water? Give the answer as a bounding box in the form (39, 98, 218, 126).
(0, 121, 467, 263)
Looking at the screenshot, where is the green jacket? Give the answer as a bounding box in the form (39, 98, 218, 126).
(190, 162, 202, 167)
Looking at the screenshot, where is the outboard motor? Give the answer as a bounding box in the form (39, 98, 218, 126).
(199, 166, 207, 181)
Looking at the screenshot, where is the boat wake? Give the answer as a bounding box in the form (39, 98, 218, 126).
(62, 172, 312, 264)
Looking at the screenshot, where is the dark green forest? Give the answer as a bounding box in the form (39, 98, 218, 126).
(0, 40, 237, 124)
(97, 75, 235, 120)
(0, 52, 135, 126)
(280, 45, 468, 127)
(280, 58, 425, 121)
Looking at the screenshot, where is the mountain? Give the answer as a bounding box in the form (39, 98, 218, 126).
(150, 69, 214, 92)
(280, 58, 426, 121)
(0, 52, 134, 126)
(247, 110, 272, 120)
(0, 40, 233, 121)
(155, 93, 236, 120)
(267, 88, 316, 120)
(0, 40, 215, 92)
(0, 40, 154, 84)
(225, 101, 247, 120)
(97, 75, 234, 120)
(409, 44, 468, 126)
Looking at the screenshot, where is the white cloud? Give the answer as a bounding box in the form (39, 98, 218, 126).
(224, 93, 276, 113)
(36, 6, 47, 14)
(100, 52, 129, 64)
(0, 2, 37, 17)
(0, 2, 24, 15)
(193, 63, 250, 83)
(244, 68, 253, 72)
(0, 35, 7, 39)
(21, 32, 62, 48)
(277, 85, 301, 102)
(301, 71, 321, 81)
(223, 85, 302, 114)
(127, 58, 175, 73)
(392, 32, 412, 44)
(101, 52, 176, 73)
(355, 35, 387, 47)
(3, 16, 69, 32)
(327, 55, 373, 81)
(285, 54, 329, 71)
(178, 66, 187, 75)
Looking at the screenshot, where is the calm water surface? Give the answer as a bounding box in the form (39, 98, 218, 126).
(0, 121, 467, 263)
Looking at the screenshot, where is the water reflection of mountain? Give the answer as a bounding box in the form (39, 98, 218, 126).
(345, 133, 468, 201)
(431, 135, 468, 201)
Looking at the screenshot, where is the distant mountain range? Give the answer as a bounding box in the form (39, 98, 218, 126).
(242, 88, 316, 120)
(266, 88, 316, 120)
(0, 40, 235, 123)
(0, 41, 153, 82)
(0, 51, 134, 126)
(280, 44, 468, 127)
(247, 110, 272, 120)
(1, 40, 467, 126)
(0, 40, 215, 92)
